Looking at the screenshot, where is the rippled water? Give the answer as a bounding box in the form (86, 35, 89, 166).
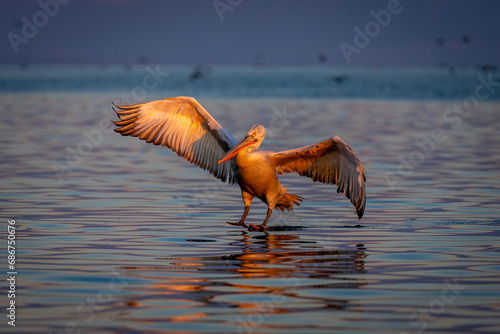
(2, 65, 500, 100)
(1, 93, 499, 333)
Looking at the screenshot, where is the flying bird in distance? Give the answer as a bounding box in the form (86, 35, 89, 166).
(113, 96, 366, 231)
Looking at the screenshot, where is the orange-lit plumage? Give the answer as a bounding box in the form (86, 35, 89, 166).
(113, 96, 366, 231)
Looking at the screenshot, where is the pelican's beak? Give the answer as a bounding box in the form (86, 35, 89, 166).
(218, 135, 258, 164)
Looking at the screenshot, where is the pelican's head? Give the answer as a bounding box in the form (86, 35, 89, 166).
(218, 124, 266, 164)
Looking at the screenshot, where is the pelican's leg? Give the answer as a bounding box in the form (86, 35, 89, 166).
(248, 208, 272, 232)
(226, 205, 250, 227)
(227, 191, 253, 228)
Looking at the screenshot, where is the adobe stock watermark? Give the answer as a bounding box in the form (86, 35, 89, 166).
(51, 118, 113, 183)
(213, 0, 243, 21)
(7, 0, 71, 54)
(237, 276, 300, 333)
(265, 105, 296, 143)
(385, 72, 500, 190)
(118, 65, 169, 104)
(339, 0, 406, 64)
(51, 65, 169, 182)
(49, 269, 129, 334)
(400, 278, 467, 334)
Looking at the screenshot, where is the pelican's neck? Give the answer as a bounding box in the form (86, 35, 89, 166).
(236, 141, 261, 164)
(240, 142, 259, 155)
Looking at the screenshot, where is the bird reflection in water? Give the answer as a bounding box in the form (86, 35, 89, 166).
(221, 233, 367, 280)
(119, 232, 367, 326)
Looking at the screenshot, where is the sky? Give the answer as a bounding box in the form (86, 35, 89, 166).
(1, 0, 499, 67)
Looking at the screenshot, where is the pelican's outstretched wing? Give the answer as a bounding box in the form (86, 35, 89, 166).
(270, 137, 366, 218)
(113, 96, 238, 183)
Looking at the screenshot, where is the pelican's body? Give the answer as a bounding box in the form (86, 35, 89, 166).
(113, 96, 366, 231)
(237, 150, 279, 204)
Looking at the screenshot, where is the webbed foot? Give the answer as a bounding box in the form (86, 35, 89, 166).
(227, 221, 248, 228)
(248, 223, 267, 232)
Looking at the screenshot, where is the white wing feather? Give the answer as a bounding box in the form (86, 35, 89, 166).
(270, 137, 366, 218)
(113, 96, 238, 183)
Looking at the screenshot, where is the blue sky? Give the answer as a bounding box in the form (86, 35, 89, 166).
(1, 0, 499, 67)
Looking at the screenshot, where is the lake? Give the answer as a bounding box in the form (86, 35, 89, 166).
(0, 66, 499, 333)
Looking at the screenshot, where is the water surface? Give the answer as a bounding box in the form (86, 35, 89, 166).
(0, 86, 499, 333)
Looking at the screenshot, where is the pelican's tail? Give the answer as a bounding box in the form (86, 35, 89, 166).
(275, 193, 303, 212)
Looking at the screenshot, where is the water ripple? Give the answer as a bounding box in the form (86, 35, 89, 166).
(1, 94, 499, 333)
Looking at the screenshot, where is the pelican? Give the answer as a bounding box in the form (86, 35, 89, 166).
(113, 96, 366, 231)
